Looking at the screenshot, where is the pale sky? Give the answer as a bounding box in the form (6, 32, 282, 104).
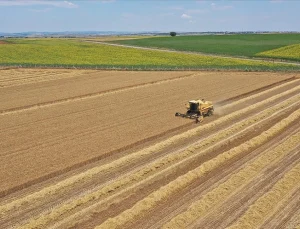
(1, 0, 299, 33)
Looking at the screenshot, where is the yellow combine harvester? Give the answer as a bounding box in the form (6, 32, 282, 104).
(175, 99, 214, 123)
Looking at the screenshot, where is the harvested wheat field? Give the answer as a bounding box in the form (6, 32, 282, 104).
(0, 69, 300, 229)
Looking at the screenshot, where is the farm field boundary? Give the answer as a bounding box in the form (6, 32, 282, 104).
(1, 39, 300, 71)
(1, 70, 300, 229)
(107, 34, 300, 63)
(1, 80, 300, 229)
(0, 77, 298, 201)
(86, 40, 300, 66)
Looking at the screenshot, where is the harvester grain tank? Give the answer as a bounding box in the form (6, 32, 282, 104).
(175, 99, 214, 123)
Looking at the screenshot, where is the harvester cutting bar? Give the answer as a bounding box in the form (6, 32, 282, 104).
(175, 112, 199, 119)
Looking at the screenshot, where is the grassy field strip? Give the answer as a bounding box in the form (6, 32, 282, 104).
(45, 98, 300, 229)
(2, 39, 300, 71)
(257, 44, 300, 61)
(222, 78, 300, 110)
(1, 85, 299, 217)
(161, 131, 300, 228)
(94, 109, 300, 229)
(94, 41, 300, 67)
(0, 72, 197, 116)
(109, 34, 300, 59)
(227, 162, 300, 229)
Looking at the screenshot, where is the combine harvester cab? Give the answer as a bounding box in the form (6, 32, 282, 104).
(175, 99, 214, 123)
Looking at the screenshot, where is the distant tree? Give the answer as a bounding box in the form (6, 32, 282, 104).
(170, 32, 177, 37)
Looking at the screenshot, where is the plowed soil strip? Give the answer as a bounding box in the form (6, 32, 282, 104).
(94, 109, 300, 229)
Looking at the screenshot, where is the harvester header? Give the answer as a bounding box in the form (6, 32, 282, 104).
(175, 99, 214, 123)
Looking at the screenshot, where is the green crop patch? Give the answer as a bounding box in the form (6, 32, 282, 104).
(256, 44, 300, 61)
(111, 34, 300, 58)
(0, 38, 299, 71)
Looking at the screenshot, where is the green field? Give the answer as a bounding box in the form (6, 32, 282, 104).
(0, 38, 299, 71)
(111, 34, 300, 59)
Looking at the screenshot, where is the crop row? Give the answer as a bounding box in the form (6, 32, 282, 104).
(1, 81, 299, 217)
(19, 93, 300, 228)
(0, 39, 300, 71)
(163, 131, 300, 229)
(222, 79, 300, 110)
(228, 162, 300, 229)
(111, 34, 300, 58)
(95, 109, 300, 228)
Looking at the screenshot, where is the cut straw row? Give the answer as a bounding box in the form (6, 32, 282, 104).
(45, 94, 300, 229)
(94, 108, 300, 229)
(227, 162, 300, 229)
(163, 132, 300, 228)
(1, 81, 300, 218)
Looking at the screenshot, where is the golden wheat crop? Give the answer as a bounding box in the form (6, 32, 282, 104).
(257, 44, 300, 61)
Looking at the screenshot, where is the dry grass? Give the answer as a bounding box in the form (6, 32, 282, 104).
(163, 132, 300, 229)
(95, 109, 300, 229)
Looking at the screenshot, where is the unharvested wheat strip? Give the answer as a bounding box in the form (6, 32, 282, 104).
(227, 163, 300, 229)
(94, 110, 300, 229)
(0, 73, 197, 115)
(1, 88, 300, 217)
(222, 78, 300, 110)
(162, 132, 300, 229)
